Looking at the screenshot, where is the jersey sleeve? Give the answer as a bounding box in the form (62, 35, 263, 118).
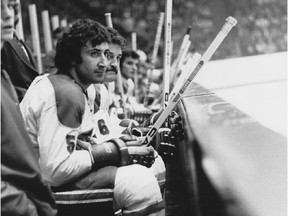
(20, 76, 93, 187)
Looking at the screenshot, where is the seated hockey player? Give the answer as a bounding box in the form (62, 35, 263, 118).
(92, 27, 184, 165)
(20, 18, 165, 216)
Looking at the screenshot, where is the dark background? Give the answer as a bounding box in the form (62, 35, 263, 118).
(20, 0, 287, 67)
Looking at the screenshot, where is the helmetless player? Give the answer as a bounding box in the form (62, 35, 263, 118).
(20, 19, 165, 215)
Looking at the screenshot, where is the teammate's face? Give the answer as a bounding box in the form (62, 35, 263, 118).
(105, 43, 122, 82)
(121, 56, 139, 79)
(73, 41, 109, 89)
(1, 0, 15, 45)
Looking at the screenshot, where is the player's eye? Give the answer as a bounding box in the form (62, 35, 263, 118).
(90, 51, 100, 57)
(7, 0, 16, 9)
(106, 52, 114, 60)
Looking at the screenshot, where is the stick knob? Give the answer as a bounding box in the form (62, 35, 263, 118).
(105, 13, 113, 28)
(222, 16, 237, 35)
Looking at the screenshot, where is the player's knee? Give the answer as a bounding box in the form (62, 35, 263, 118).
(114, 164, 164, 214)
(149, 155, 166, 184)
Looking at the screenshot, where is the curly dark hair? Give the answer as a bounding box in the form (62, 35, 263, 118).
(120, 50, 139, 68)
(55, 19, 111, 71)
(106, 27, 126, 50)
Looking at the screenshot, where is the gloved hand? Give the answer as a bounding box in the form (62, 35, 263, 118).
(141, 110, 184, 161)
(128, 126, 177, 162)
(78, 135, 156, 170)
(118, 135, 156, 167)
(119, 119, 139, 135)
(141, 109, 163, 127)
(168, 111, 185, 141)
(157, 128, 176, 162)
(119, 119, 160, 149)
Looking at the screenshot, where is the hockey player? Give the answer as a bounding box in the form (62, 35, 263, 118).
(20, 19, 164, 215)
(98, 27, 184, 163)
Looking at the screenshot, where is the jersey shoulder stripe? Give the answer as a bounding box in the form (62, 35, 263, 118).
(49, 74, 85, 128)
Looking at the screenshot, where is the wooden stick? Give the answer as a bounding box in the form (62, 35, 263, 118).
(41, 10, 53, 54)
(142, 16, 237, 146)
(151, 12, 165, 66)
(131, 32, 138, 97)
(169, 52, 201, 100)
(105, 13, 113, 28)
(131, 32, 137, 51)
(51, 15, 59, 31)
(162, 0, 173, 109)
(177, 40, 191, 66)
(15, 0, 24, 40)
(171, 39, 191, 81)
(178, 40, 191, 67)
(143, 12, 165, 106)
(28, 4, 43, 74)
(104, 13, 116, 101)
(171, 26, 191, 75)
(60, 19, 68, 27)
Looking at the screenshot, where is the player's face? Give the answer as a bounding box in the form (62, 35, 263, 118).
(105, 43, 122, 82)
(1, 0, 15, 45)
(74, 41, 109, 88)
(121, 56, 139, 79)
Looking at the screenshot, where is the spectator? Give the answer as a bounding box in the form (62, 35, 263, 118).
(1, 0, 57, 215)
(20, 19, 165, 215)
(1, 0, 39, 102)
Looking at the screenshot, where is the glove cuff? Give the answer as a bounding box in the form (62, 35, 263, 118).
(108, 138, 129, 166)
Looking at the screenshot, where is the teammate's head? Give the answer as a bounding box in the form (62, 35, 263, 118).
(105, 27, 126, 82)
(107, 27, 126, 50)
(52, 26, 65, 47)
(55, 18, 111, 72)
(120, 50, 139, 79)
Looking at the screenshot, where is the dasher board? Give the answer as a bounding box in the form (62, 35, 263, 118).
(193, 51, 287, 136)
(179, 52, 287, 216)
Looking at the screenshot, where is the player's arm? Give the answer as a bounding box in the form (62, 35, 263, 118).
(78, 137, 156, 169)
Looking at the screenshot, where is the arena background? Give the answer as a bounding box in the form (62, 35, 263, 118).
(20, 0, 287, 68)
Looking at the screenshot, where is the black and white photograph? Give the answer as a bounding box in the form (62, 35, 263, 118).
(1, 0, 287, 215)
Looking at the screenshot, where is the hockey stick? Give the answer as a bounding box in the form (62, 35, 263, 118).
(170, 39, 192, 84)
(143, 12, 165, 106)
(142, 16, 237, 146)
(169, 52, 201, 100)
(28, 4, 43, 74)
(105, 12, 113, 28)
(41, 10, 53, 54)
(162, 0, 173, 108)
(170, 26, 191, 82)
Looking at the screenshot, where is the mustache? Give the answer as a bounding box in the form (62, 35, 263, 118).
(3, 25, 13, 29)
(95, 68, 106, 73)
(106, 66, 118, 73)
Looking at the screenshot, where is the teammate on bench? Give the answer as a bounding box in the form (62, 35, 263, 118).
(87, 27, 166, 186)
(20, 19, 164, 216)
(93, 27, 184, 164)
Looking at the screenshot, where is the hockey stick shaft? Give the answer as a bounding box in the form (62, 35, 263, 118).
(162, 0, 173, 108)
(169, 52, 201, 100)
(143, 16, 237, 146)
(144, 12, 165, 106)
